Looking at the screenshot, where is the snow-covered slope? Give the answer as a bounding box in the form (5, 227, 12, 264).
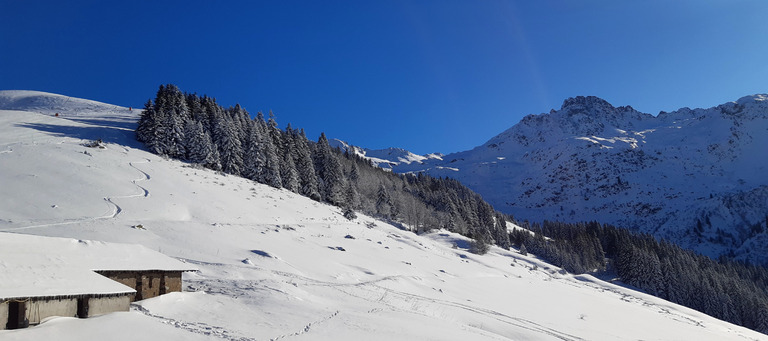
(0, 90, 128, 116)
(392, 95, 768, 264)
(0, 91, 766, 340)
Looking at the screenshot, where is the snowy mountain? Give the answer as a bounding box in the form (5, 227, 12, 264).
(1, 90, 764, 340)
(390, 94, 768, 264)
(330, 138, 442, 170)
(0, 90, 128, 116)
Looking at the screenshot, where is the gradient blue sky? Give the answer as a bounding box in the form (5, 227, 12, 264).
(2, 1, 767, 154)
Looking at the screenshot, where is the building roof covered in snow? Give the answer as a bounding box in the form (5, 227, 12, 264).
(0, 233, 197, 300)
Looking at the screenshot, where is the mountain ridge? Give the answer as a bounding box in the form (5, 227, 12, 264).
(347, 93, 768, 264)
(2, 90, 764, 339)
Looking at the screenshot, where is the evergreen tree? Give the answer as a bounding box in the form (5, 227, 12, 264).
(279, 123, 300, 192)
(280, 153, 299, 192)
(375, 184, 393, 218)
(314, 132, 346, 206)
(519, 243, 528, 256)
(242, 121, 265, 181)
(254, 114, 282, 188)
(184, 120, 220, 169)
(292, 129, 320, 201)
(213, 115, 243, 176)
(136, 99, 161, 149)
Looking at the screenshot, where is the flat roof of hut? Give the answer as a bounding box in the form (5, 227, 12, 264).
(0, 232, 197, 301)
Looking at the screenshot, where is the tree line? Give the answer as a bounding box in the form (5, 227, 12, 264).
(511, 220, 768, 334)
(136, 84, 768, 334)
(136, 84, 509, 251)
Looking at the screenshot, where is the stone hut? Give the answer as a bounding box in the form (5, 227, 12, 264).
(0, 233, 197, 330)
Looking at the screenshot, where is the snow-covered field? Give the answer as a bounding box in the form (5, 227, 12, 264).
(0, 91, 765, 340)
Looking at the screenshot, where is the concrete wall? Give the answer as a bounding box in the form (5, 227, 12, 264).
(0, 301, 8, 330)
(25, 298, 77, 325)
(87, 296, 130, 317)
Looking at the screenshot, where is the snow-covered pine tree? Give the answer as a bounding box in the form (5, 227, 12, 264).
(261, 134, 282, 188)
(344, 180, 360, 211)
(201, 96, 219, 135)
(228, 104, 251, 149)
(160, 105, 187, 159)
(279, 125, 300, 192)
(213, 114, 244, 176)
(375, 184, 393, 218)
(185, 93, 206, 123)
(292, 129, 320, 201)
(136, 99, 159, 144)
(251, 112, 282, 188)
(314, 132, 346, 206)
(150, 84, 190, 159)
(280, 152, 299, 192)
(242, 120, 266, 182)
(184, 120, 220, 169)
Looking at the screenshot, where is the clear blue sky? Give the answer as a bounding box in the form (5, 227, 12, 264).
(2, 1, 767, 154)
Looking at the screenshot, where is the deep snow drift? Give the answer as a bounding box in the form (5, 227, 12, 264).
(0, 90, 765, 340)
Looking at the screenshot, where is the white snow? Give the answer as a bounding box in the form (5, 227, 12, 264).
(329, 138, 441, 169)
(391, 94, 768, 263)
(0, 90, 765, 340)
(0, 233, 196, 299)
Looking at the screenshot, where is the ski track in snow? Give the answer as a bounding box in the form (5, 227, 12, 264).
(132, 304, 255, 341)
(331, 283, 585, 341)
(103, 159, 152, 218)
(183, 261, 584, 341)
(181, 256, 736, 341)
(0, 158, 151, 231)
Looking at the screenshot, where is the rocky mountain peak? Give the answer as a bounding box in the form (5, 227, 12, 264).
(560, 96, 615, 112)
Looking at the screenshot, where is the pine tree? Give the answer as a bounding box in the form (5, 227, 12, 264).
(292, 129, 320, 201)
(470, 232, 491, 255)
(184, 120, 220, 169)
(136, 99, 162, 152)
(261, 135, 282, 188)
(280, 130, 300, 192)
(344, 180, 360, 210)
(314, 132, 346, 206)
(242, 121, 265, 181)
(213, 115, 243, 176)
(251, 114, 282, 188)
(281, 153, 299, 192)
(376, 184, 392, 218)
(519, 243, 528, 256)
(160, 106, 186, 158)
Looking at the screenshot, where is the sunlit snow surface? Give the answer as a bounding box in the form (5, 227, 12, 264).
(0, 91, 765, 340)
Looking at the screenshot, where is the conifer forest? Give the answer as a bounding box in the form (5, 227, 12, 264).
(137, 84, 768, 334)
